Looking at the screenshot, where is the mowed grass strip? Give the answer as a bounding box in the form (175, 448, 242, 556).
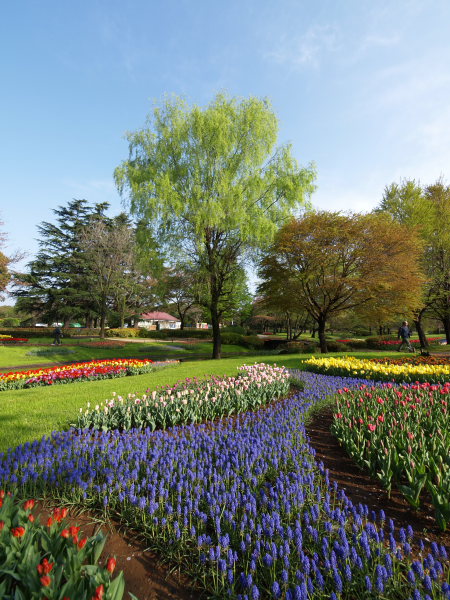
(0, 339, 255, 369)
(0, 351, 411, 453)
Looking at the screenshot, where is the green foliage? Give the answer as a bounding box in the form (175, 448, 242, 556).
(0, 318, 20, 327)
(105, 327, 141, 338)
(325, 341, 350, 352)
(342, 339, 368, 350)
(220, 332, 244, 345)
(137, 328, 212, 339)
(279, 341, 319, 354)
(365, 335, 393, 349)
(0, 492, 124, 599)
(0, 327, 72, 339)
(222, 325, 246, 334)
(12, 199, 107, 324)
(241, 335, 266, 350)
(115, 93, 316, 358)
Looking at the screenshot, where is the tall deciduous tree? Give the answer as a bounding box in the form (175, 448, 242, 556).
(377, 179, 450, 345)
(259, 211, 424, 353)
(161, 263, 202, 329)
(78, 217, 137, 337)
(115, 93, 316, 358)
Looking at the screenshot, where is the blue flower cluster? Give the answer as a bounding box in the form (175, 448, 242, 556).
(0, 371, 449, 599)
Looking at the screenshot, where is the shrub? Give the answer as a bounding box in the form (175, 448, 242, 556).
(137, 328, 212, 340)
(220, 332, 244, 345)
(241, 335, 265, 350)
(278, 341, 319, 354)
(347, 339, 368, 349)
(221, 325, 246, 335)
(325, 341, 350, 352)
(0, 318, 20, 327)
(365, 335, 393, 349)
(106, 327, 141, 338)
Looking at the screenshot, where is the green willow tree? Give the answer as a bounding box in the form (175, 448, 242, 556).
(115, 93, 316, 358)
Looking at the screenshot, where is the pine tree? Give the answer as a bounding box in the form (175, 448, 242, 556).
(13, 199, 109, 325)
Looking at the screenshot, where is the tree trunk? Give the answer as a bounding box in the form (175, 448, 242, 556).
(100, 313, 106, 338)
(318, 317, 328, 353)
(441, 314, 450, 345)
(286, 315, 291, 340)
(211, 303, 221, 359)
(414, 308, 429, 348)
(180, 317, 185, 330)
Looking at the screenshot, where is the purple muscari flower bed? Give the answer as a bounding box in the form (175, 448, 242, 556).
(0, 372, 449, 599)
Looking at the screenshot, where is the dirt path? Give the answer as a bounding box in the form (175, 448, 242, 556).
(305, 407, 450, 549)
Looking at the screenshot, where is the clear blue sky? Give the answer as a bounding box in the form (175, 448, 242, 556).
(2, 0, 450, 270)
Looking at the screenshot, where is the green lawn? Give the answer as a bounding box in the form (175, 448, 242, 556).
(0, 351, 408, 454)
(0, 338, 256, 370)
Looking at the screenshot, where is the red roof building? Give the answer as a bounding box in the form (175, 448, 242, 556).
(137, 312, 181, 330)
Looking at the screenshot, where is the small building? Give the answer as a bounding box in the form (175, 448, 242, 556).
(137, 311, 181, 330)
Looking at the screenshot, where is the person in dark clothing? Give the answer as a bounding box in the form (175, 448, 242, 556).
(397, 320, 414, 352)
(52, 326, 63, 346)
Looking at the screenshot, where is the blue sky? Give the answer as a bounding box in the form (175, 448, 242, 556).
(2, 0, 450, 274)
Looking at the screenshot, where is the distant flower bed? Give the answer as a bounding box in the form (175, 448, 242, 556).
(76, 363, 290, 431)
(376, 337, 444, 346)
(0, 335, 28, 344)
(0, 359, 154, 392)
(79, 341, 127, 349)
(370, 356, 450, 366)
(0, 490, 124, 598)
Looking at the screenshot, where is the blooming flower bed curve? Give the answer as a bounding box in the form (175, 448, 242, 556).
(1, 372, 449, 599)
(76, 363, 290, 431)
(0, 359, 154, 392)
(302, 355, 450, 384)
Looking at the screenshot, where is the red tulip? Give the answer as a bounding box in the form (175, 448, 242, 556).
(106, 557, 117, 574)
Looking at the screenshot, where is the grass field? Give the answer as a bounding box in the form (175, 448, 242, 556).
(0, 351, 408, 453)
(0, 338, 257, 369)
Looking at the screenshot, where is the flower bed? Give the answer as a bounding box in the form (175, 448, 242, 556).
(0, 490, 124, 599)
(76, 363, 290, 431)
(331, 382, 450, 530)
(1, 372, 448, 599)
(0, 359, 154, 392)
(370, 356, 450, 366)
(376, 337, 444, 347)
(0, 334, 28, 344)
(302, 355, 450, 383)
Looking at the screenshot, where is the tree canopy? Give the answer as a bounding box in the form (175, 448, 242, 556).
(258, 211, 424, 352)
(377, 178, 450, 344)
(115, 93, 316, 357)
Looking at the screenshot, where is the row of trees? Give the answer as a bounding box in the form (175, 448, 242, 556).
(8, 93, 450, 356)
(11, 198, 253, 338)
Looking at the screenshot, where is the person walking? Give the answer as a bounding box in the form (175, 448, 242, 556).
(52, 326, 63, 346)
(397, 320, 414, 352)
